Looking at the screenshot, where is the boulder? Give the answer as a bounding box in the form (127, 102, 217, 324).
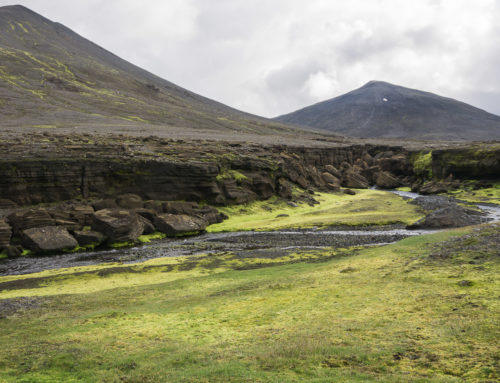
(194, 205, 226, 225)
(343, 188, 356, 195)
(92, 199, 118, 211)
(91, 209, 144, 243)
(70, 205, 95, 226)
(407, 205, 485, 229)
(419, 181, 449, 195)
(220, 180, 258, 204)
(409, 196, 455, 212)
(73, 230, 106, 247)
(325, 165, 342, 179)
(134, 208, 158, 222)
(321, 172, 340, 186)
(295, 175, 309, 189)
(0, 219, 12, 249)
(7, 209, 54, 234)
(249, 173, 275, 199)
(326, 183, 341, 192)
(360, 165, 381, 184)
(21, 226, 78, 253)
(162, 201, 197, 215)
(138, 216, 156, 234)
(362, 152, 373, 166)
(342, 171, 369, 189)
(375, 171, 401, 189)
(154, 214, 207, 236)
(143, 200, 163, 213)
(116, 194, 144, 209)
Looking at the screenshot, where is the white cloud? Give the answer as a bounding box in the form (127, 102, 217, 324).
(2, 0, 499, 117)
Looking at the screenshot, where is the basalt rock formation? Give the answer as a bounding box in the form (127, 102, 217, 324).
(0, 133, 497, 255)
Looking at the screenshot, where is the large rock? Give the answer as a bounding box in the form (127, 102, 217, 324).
(419, 181, 449, 195)
(375, 171, 401, 189)
(7, 209, 54, 234)
(91, 209, 144, 243)
(70, 205, 95, 226)
(162, 201, 198, 215)
(154, 214, 207, 236)
(342, 171, 369, 189)
(325, 165, 342, 179)
(21, 226, 78, 253)
(0, 219, 12, 249)
(220, 180, 257, 204)
(407, 205, 485, 229)
(409, 196, 455, 212)
(360, 165, 381, 184)
(73, 230, 106, 247)
(92, 199, 118, 211)
(249, 173, 275, 199)
(321, 172, 340, 186)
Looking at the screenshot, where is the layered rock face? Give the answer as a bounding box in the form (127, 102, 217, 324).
(0, 136, 416, 207)
(0, 134, 497, 256)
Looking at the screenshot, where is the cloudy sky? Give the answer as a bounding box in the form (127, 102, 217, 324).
(2, 0, 500, 117)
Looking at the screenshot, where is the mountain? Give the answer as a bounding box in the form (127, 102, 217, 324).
(0, 5, 295, 135)
(275, 81, 500, 141)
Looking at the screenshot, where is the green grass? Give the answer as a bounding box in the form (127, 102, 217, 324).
(447, 182, 500, 205)
(208, 190, 424, 232)
(0, 224, 498, 382)
(138, 232, 167, 243)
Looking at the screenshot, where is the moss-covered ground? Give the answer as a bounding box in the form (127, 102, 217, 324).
(1, 224, 498, 382)
(447, 182, 500, 205)
(209, 189, 423, 232)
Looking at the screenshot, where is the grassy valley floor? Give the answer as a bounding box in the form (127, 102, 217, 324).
(208, 189, 423, 232)
(0, 223, 498, 382)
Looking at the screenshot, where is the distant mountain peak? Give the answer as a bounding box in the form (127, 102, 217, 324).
(275, 82, 500, 141)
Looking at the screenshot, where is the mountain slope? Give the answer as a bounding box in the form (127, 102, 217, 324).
(275, 81, 500, 141)
(0, 5, 294, 134)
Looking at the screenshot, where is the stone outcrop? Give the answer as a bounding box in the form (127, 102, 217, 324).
(375, 171, 401, 189)
(21, 226, 78, 253)
(154, 214, 207, 236)
(91, 209, 144, 243)
(407, 205, 485, 229)
(73, 230, 106, 247)
(7, 209, 54, 234)
(342, 171, 369, 189)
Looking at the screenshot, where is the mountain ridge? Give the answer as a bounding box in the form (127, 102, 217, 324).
(0, 4, 297, 135)
(275, 80, 500, 141)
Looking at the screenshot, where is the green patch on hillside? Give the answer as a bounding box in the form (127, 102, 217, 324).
(209, 189, 423, 232)
(0, 224, 498, 382)
(411, 151, 433, 178)
(216, 168, 248, 182)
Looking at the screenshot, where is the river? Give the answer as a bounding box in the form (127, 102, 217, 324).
(1, 191, 499, 276)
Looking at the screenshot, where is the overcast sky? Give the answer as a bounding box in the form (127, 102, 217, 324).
(2, 0, 500, 117)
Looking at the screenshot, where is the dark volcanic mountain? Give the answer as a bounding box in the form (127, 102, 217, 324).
(275, 81, 500, 141)
(0, 5, 295, 135)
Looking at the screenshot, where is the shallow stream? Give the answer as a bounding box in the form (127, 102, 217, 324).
(1, 191, 499, 276)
